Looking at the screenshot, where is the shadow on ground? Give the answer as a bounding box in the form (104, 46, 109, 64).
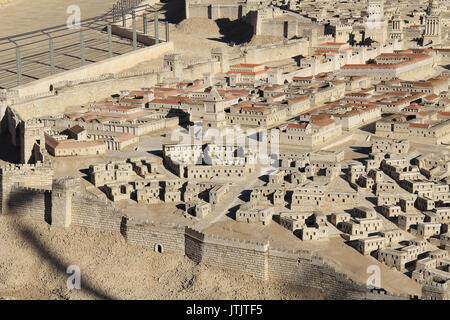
(3, 192, 116, 299)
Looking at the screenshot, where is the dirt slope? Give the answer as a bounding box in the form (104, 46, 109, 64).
(0, 215, 323, 300)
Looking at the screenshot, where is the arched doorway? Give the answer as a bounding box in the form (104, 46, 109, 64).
(154, 243, 163, 253)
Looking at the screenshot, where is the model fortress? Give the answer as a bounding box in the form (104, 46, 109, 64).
(0, 0, 449, 300)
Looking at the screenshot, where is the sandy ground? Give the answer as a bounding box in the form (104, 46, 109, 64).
(123, 17, 244, 73)
(0, 0, 13, 6)
(0, 214, 323, 300)
(0, 0, 118, 37)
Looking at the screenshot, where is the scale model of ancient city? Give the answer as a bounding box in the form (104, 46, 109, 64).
(0, 0, 450, 300)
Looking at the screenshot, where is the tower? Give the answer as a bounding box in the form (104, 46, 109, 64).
(203, 72, 213, 86)
(202, 86, 227, 129)
(51, 177, 81, 228)
(390, 8, 404, 40)
(163, 53, 183, 78)
(365, 0, 388, 44)
(20, 118, 45, 164)
(267, 68, 282, 85)
(423, 0, 442, 45)
(334, 24, 352, 43)
(367, 0, 384, 22)
(211, 47, 229, 73)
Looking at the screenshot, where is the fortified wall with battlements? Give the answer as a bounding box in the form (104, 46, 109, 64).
(0, 162, 412, 300)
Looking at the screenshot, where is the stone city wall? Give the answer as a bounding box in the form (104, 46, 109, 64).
(123, 220, 186, 254)
(0, 174, 412, 300)
(70, 193, 124, 232)
(8, 70, 165, 120)
(186, 2, 244, 20)
(0, 163, 53, 214)
(267, 249, 369, 299)
(185, 227, 269, 280)
(5, 185, 51, 221)
(239, 39, 308, 64)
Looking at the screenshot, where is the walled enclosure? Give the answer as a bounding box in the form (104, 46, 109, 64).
(0, 166, 411, 300)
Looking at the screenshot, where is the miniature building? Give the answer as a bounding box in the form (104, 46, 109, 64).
(357, 236, 387, 255)
(330, 212, 351, 228)
(398, 213, 425, 231)
(195, 201, 212, 218)
(380, 205, 401, 218)
(236, 204, 274, 226)
(418, 222, 442, 239)
(301, 226, 328, 241)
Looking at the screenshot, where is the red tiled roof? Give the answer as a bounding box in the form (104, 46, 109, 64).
(320, 42, 347, 46)
(150, 99, 181, 105)
(312, 118, 335, 127)
(226, 70, 267, 75)
(425, 94, 439, 100)
(287, 123, 308, 129)
(45, 133, 104, 150)
(231, 63, 262, 67)
(68, 125, 85, 134)
(293, 76, 313, 81)
(289, 96, 308, 103)
(409, 123, 430, 129)
(117, 133, 136, 142)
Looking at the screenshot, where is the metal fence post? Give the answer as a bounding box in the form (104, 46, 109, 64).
(143, 13, 147, 34)
(107, 24, 113, 58)
(154, 11, 159, 44)
(165, 20, 169, 42)
(15, 45, 22, 86)
(49, 37, 55, 75)
(80, 29, 85, 66)
(132, 11, 137, 50)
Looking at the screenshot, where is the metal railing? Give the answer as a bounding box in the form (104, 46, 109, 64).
(112, 0, 147, 23)
(0, 2, 167, 89)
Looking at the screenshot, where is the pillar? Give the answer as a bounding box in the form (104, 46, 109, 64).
(165, 21, 169, 42)
(132, 10, 137, 50)
(107, 24, 113, 58)
(15, 46, 22, 86)
(49, 37, 55, 75)
(80, 29, 85, 66)
(154, 11, 159, 44)
(143, 13, 147, 34)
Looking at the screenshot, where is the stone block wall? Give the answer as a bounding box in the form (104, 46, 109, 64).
(186, 228, 269, 280)
(0, 163, 53, 214)
(1, 175, 413, 299)
(124, 220, 185, 254)
(267, 249, 369, 299)
(5, 186, 51, 221)
(70, 194, 124, 232)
